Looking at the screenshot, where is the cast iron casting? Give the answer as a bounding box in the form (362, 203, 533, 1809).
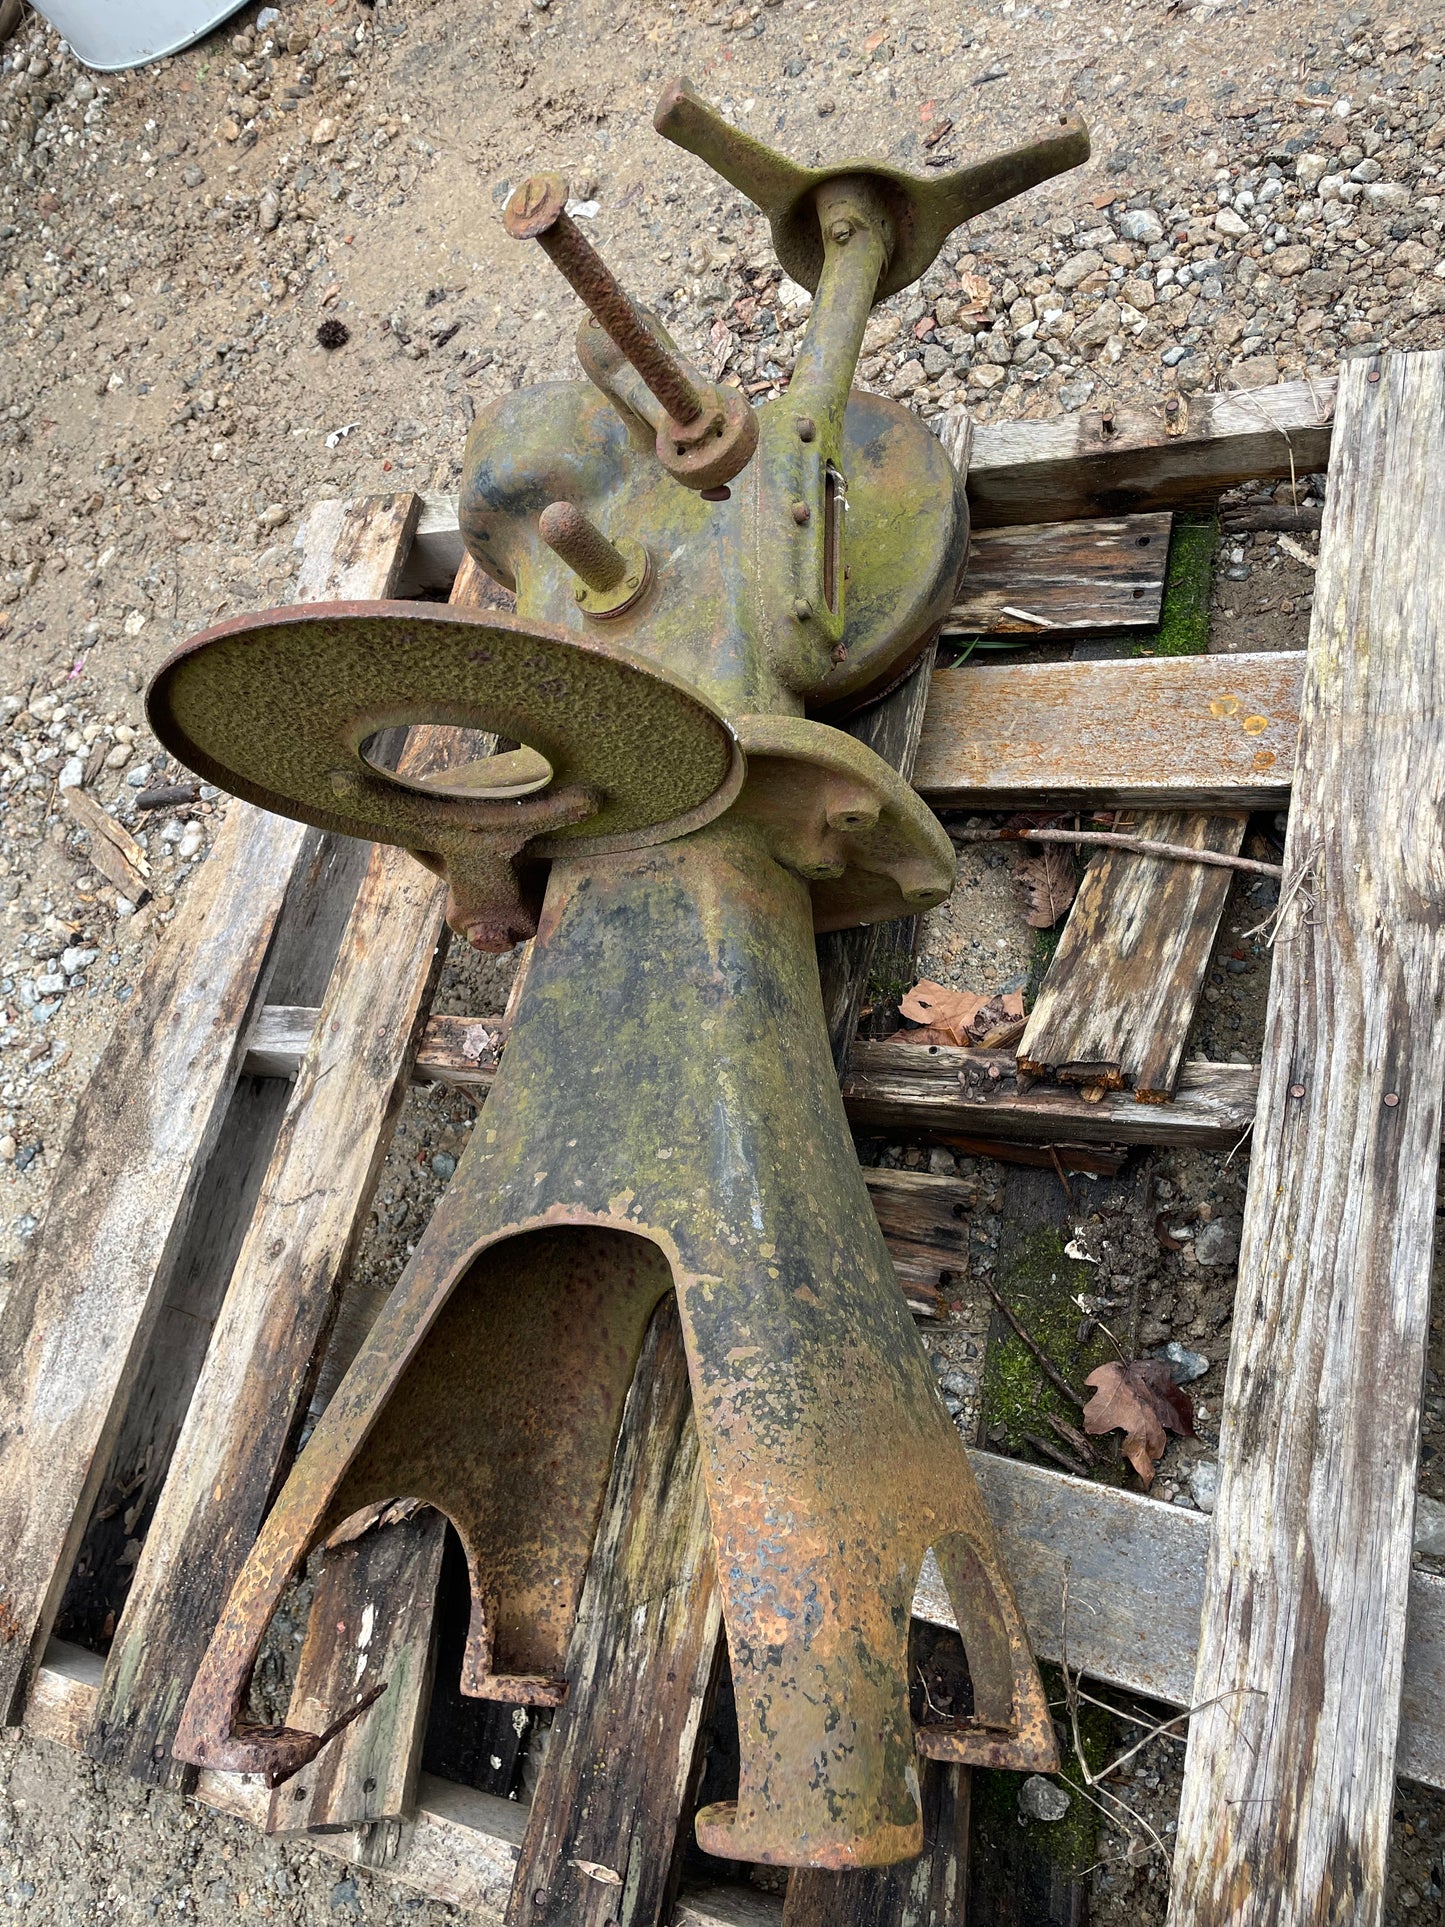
(149, 80, 1090, 1870)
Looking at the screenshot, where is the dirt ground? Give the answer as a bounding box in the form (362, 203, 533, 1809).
(2, 0, 1445, 1918)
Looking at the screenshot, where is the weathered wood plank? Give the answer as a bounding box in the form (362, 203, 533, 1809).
(0, 827, 304, 1722)
(947, 511, 1171, 634)
(88, 545, 473, 1792)
(863, 1168, 974, 1313)
(914, 649, 1301, 810)
(246, 1012, 1260, 1148)
(504, 1297, 722, 1927)
(951, 376, 1336, 527)
(843, 1041, 1259, 1147)
(57, 829, 372, 1656)
(0, 494, 419, 1730)
(1169, 351, 1445, 1927)
(266, 1505, 447, 1839)
(1017, 810, 1249, 1100)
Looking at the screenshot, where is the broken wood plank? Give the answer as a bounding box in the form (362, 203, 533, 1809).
(504, 1296, 722, 1927)
(914, 649, 1301, 811)
(266, 1505, 447, 1840)
(843, 1042, 1258, 1148)
(1018, 810, 1249, 1100)
(863, 1168, 974, 1312)
(951, 376, 1336, 527)
(88, 542, 472, 1793)
(61, 786, 152, 905)
(1169, 351, 1445, 1927)
(946, 511, 1171, 634)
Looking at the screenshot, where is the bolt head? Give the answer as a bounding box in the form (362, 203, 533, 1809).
(829, 217, 854, 244)
(793, 597, 813, 620)
(574, 585, 587, 603)
(625, 573, 639, 589)
(795, 415, 816, 443)
(791, 500, 811, 525)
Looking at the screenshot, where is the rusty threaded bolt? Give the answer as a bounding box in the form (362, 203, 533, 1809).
(503, 172, 705, 428)
(539, 501, 629, 594)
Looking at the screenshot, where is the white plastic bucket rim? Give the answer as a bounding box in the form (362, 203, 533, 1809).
(29, 0, 249, 72)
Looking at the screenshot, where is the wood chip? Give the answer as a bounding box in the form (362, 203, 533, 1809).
(62, 787, 151, 903)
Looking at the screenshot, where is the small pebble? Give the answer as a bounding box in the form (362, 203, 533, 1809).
(1190, 1459, 1219, 1512)
(1193, 1219, 1242, 1269)
(431, 1152, 457, 1180)
(1161, 1340, 1210, 1384)
(1018, 1775, 1071, 1823)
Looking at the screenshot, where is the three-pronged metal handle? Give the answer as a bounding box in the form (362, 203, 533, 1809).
(654, 76, 1090, 303)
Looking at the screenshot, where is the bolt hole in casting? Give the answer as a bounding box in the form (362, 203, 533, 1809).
(147, 77, 1091, 1871)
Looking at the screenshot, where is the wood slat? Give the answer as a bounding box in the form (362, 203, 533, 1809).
(504, 1297, 722, 1927)
(0, 493, 421, 1728)
(244, 1012, 1262, 1148)
(56, 828, 373, 1658)
(266, 1505, 448, 1839)
(843, 1042, 1259, 1147)
(863, 1168, 974, 1313)
(914, 649, 1301, 811)
(88, 542, 473, 1791)
(1018, 810, 1249, 1100)
(947, 512, 1171, 634)
(1169, 351, 1445, 1927)
(953, 376, 1336, 527)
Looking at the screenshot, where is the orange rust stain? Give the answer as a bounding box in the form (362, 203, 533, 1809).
(1242, 715, 1270, 735)
(1210, 695, 1241, 718)
(1252, 751, 1277, 771)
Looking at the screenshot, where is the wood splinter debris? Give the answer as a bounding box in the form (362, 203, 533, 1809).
(62, 787, 153, 906)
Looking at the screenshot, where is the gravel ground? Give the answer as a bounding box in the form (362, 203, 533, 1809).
(2, 0, 1445, 1918)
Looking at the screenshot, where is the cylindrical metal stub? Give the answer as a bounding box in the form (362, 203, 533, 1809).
(539, 502, 652, 620)
(539, 502, 628, 593)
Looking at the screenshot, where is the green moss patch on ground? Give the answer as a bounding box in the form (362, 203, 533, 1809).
(1138, 512, 1217, 658)
(982, 1225, 1125, 1478)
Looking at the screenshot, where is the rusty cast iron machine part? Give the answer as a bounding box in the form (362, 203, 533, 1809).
(148, 83, 1090, 1869)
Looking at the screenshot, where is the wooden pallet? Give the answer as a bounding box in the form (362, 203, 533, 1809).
(7, 362, 1440, 1927)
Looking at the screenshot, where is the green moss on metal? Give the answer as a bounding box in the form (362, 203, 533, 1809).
(1138, 511, 1217, 658)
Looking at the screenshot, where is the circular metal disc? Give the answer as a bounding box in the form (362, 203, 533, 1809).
(147, 599, 743, 857)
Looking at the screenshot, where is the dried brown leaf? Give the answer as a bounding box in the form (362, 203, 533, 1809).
(898, 980, 987, 1045)
(1012, 844, 1077, 928)
(1081, 1360, 1195, 1487)
(896, 981, 1027, 1050)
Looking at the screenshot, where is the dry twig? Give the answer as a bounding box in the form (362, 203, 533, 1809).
(950, 825, 1283, 880)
